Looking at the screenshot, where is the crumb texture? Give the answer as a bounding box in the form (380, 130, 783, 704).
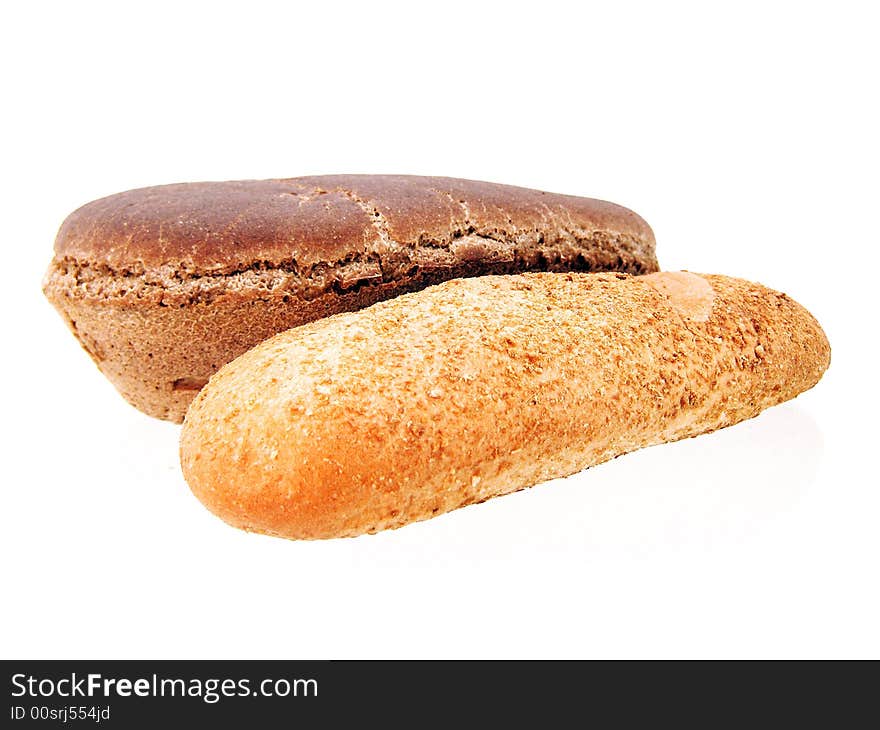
(44, 175, 658, 421)
(179, 271, 831, 539)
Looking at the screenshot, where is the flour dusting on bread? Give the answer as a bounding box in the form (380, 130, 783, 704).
(644, 271, 715, 322)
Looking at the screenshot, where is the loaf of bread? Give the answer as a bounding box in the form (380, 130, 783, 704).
(179, 271, 830, 540)
(42, 175, 657, 421)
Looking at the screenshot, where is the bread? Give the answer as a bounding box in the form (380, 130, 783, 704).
(42, 175, 657, 422)
(179, 271, 830, 540)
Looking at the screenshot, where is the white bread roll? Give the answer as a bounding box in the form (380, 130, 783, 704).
(179, 271, 830, 539)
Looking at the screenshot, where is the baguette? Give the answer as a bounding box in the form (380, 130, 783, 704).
(43, 175, 656, 421)
(179, 271, 830, 539)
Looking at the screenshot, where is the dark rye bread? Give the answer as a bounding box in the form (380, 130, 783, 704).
(43, 175, 657, 421)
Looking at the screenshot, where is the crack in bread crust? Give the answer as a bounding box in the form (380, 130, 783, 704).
(45, 228, 655, 306)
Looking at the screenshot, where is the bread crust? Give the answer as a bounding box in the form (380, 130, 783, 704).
(44, 176, 657, 421)
(179, 271, 830, 540)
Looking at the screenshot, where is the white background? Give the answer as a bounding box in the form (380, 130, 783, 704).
(2, 1, 877, 659)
